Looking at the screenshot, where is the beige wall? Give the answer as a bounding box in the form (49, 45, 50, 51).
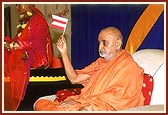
(4, 4, 19, 38)
(3, 4, 71, 58)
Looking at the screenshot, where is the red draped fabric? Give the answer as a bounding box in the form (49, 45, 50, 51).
(4, 50, 27, 110)
(4, 6, 53, 111)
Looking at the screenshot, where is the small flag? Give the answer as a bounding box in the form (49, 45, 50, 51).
(50, 14, 68, 35)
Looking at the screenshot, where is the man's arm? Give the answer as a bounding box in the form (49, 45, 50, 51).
(56, 36, 90, 84)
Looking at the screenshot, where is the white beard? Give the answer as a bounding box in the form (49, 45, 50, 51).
(99, 50, 108, 58)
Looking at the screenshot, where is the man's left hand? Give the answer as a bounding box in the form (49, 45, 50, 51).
(58, 99, 81, 108)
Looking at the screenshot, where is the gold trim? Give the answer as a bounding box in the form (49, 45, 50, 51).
(29, 76, 66, 82)
(4, 76, 67, 82)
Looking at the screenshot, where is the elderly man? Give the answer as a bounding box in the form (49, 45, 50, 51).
(34, 27, 144, 111)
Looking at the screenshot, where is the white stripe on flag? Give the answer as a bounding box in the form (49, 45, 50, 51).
(50, 14, 68, 34)
(52, 14, 68, 23)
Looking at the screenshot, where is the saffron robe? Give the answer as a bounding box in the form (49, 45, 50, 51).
(35, 50, 144, 111)
(4, 6, 53, 111)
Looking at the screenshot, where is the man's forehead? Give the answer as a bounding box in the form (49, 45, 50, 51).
(98, 32, 115, 41)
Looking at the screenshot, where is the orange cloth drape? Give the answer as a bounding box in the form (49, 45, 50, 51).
(125, 4, 164, 54)
(35, 50, 144, 111)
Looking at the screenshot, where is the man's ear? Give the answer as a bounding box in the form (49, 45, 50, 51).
(116, 39, 122, 49)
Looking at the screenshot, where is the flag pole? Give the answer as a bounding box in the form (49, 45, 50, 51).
(62, 30, 65, 36)
(62, 20, 68, 36)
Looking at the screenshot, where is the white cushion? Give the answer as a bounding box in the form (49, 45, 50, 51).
(132, 49, 164, 76)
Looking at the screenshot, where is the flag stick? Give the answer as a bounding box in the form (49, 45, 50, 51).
(62, 30, 65, 36)
(62, 22, 67, 36)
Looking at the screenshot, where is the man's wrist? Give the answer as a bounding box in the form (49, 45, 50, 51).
(60, 51, 68, 57)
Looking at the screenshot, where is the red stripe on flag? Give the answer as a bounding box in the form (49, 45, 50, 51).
(53, 19, 67, 24)
(50, 24, 65, 31)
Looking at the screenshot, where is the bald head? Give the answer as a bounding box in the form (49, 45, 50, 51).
(100, 27, 123, 46)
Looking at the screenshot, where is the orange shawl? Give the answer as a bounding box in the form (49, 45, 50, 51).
(35, 50, 144, 111)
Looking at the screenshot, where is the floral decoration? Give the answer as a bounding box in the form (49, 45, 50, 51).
(17, 11, 34, 37)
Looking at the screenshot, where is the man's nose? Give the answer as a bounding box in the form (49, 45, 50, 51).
(99, 42, 104, 50)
